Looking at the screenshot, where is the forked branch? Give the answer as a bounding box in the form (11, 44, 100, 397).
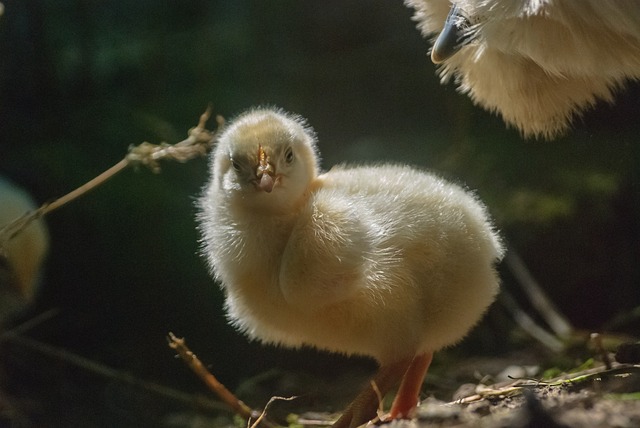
(0, 107, 221, 253)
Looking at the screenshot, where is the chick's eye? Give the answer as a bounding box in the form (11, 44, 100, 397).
(284, 147, 294, 164)
(231, 159, 241, 171)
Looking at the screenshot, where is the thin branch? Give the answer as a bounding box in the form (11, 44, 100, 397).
(4, 332, 227, 413)
(370, 380, 384, 420)
(249, 396, 297, 428)
(0, 308, 60, 341)
(125, 107, 222, 172)
(504, 247, 574, 338)
(42, 159, 129, 216)
(499, 290, 565, 353)
(590, 333, 612, 370)
(449, 362, 639, 405)
(0, 107, 220, 252)
(167, 332, 277, 428)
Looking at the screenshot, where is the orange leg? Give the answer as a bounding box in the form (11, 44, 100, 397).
(332, 357, 413, 428)
(388, 352, 433, 419)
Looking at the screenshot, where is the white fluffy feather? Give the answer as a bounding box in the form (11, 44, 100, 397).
(199, 107, 503, 362)
(405, 0, 640, 138)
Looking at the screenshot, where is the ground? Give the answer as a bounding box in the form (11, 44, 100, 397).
(2, 327, 639, 427)
(236, 353, 640, 428)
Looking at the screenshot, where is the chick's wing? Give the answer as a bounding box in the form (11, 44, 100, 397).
(278, 190, 371, 308)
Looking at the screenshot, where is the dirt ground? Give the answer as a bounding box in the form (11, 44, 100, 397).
(403, 363, 640, 427)
(2, 331, 639, 427)
(283, 361, 640, 428)
(228, 347, 640, 428)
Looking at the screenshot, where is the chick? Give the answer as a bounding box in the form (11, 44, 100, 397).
(0, 177, 49, 322)
(198, 108, 504, 427)
(405, 0, 640, 139)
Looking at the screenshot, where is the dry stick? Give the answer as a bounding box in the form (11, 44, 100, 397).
(370, 380, 385, 424)
(590, 333, 612, 370)
(43, 159, 129, 216)
(449, 362, 638, 406)
(249, 396, 297, 428)
(167, 333, 277, 428)
(0, 308, 60, 341)
(0, 109, 229, 416)
(504, 248, 574, 339)
(0, 107, 219, 251)
(4, 332, 227, 413)
(499, 290, 565, 353)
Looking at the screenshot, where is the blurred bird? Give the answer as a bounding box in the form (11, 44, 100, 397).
(198, 108, 503, 427)
(405, 0, 640, 139)
(0, 177, 49, 323)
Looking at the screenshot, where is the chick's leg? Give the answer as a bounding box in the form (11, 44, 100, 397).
(388, 352, 433, 419)
(332, 357, 413, 428)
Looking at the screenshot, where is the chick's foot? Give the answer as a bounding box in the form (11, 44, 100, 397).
(388, 352, 433, 419)
(332, 358, 413, 428)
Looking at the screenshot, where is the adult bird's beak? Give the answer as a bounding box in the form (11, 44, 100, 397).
(256, 144, 275, 193)
(431, 5, 473, 64)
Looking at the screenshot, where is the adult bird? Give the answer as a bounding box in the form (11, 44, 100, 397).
(405, 0, 640, 139)
(198, 108, 503, 427)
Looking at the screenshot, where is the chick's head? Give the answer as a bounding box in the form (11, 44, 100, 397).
(212, 108, 320, 213)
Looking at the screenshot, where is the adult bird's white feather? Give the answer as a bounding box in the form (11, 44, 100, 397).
(405, 0, 640, 138)
(198, 108, 503, 427)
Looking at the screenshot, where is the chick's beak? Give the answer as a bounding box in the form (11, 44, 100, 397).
(256, 145, 276, 193)
(257, 167, 275, 193)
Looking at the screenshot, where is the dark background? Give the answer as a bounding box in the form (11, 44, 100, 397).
(1, 1, 638, 426)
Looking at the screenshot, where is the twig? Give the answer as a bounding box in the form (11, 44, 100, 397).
(4, 332, 227, 413)
(0, 308, 60, 341)
(370, 380, 384, 420)
(249, 396, 297, 428)
(590, 333, 612, 370)
(0, 107, 220, 252)
(504, 248, 573, 338)
(449, 362, 640, 405)
(499, 290, 565, 353)
(125, 107, 222, 173)
(167, 332, 277, 428)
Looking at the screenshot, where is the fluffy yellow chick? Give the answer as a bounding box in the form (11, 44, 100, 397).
(405, 0, 640, 138)
(0, 177, 49, 322)
(198, 108, 504, 427)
